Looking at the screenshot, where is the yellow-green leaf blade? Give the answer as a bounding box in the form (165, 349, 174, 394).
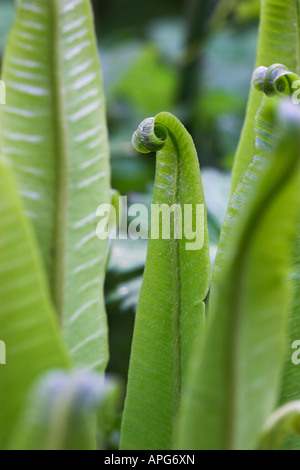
(0, 158, 70, 449)
(253, 64, 300, 450)
(179, 100, 300, 450)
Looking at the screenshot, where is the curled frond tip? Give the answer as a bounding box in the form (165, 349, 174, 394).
(132, 117, 168, 154)
(252, 63, 300, 97)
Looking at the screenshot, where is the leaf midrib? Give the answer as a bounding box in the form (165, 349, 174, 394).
(50, 0, 70, 320)
(168, 131, 182, 427)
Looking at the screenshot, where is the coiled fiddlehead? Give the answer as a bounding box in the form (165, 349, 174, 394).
(132, 117, 168, 153)
(252, 63, 300, 97)
(251, 64, 300, 162)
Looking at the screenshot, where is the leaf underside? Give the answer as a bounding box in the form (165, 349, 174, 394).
(0, 0, 111, 372)
(0, 158, 70, 449)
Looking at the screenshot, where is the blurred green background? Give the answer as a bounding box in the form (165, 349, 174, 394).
(0, 0, 260, 380)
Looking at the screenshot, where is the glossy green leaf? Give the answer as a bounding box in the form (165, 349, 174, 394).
(120, 112, 210, 450)
(0, 158, 70, 449)
(253, 64, 300, 450)
(230, 1, 300, 447)
(231, 0, 300, 192)
(280, 235, 300, 452)
(9, 371, 121, 450)
(259, 401, 300, 450)
(0, 0, 111, 372)
(178, 100, 300, 450)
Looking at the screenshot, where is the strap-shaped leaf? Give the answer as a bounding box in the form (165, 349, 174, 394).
(0, 158, 70, 449)
(120, 112, 210, 450)
(230, 6, 300, 443)
(259, 401, 300, 450)
(231, 0, 300, 192)
(280, 233, 300, 450)
(178, 100, 300, 450)
(254, 64, 300, 450)
(0, 0, 111, 372)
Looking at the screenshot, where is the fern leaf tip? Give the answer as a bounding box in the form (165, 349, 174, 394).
(132, 117, 168, 154)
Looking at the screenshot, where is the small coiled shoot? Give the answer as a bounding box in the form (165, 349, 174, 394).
(132, 117, 169, 154)
(252, 63, 300, 97)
